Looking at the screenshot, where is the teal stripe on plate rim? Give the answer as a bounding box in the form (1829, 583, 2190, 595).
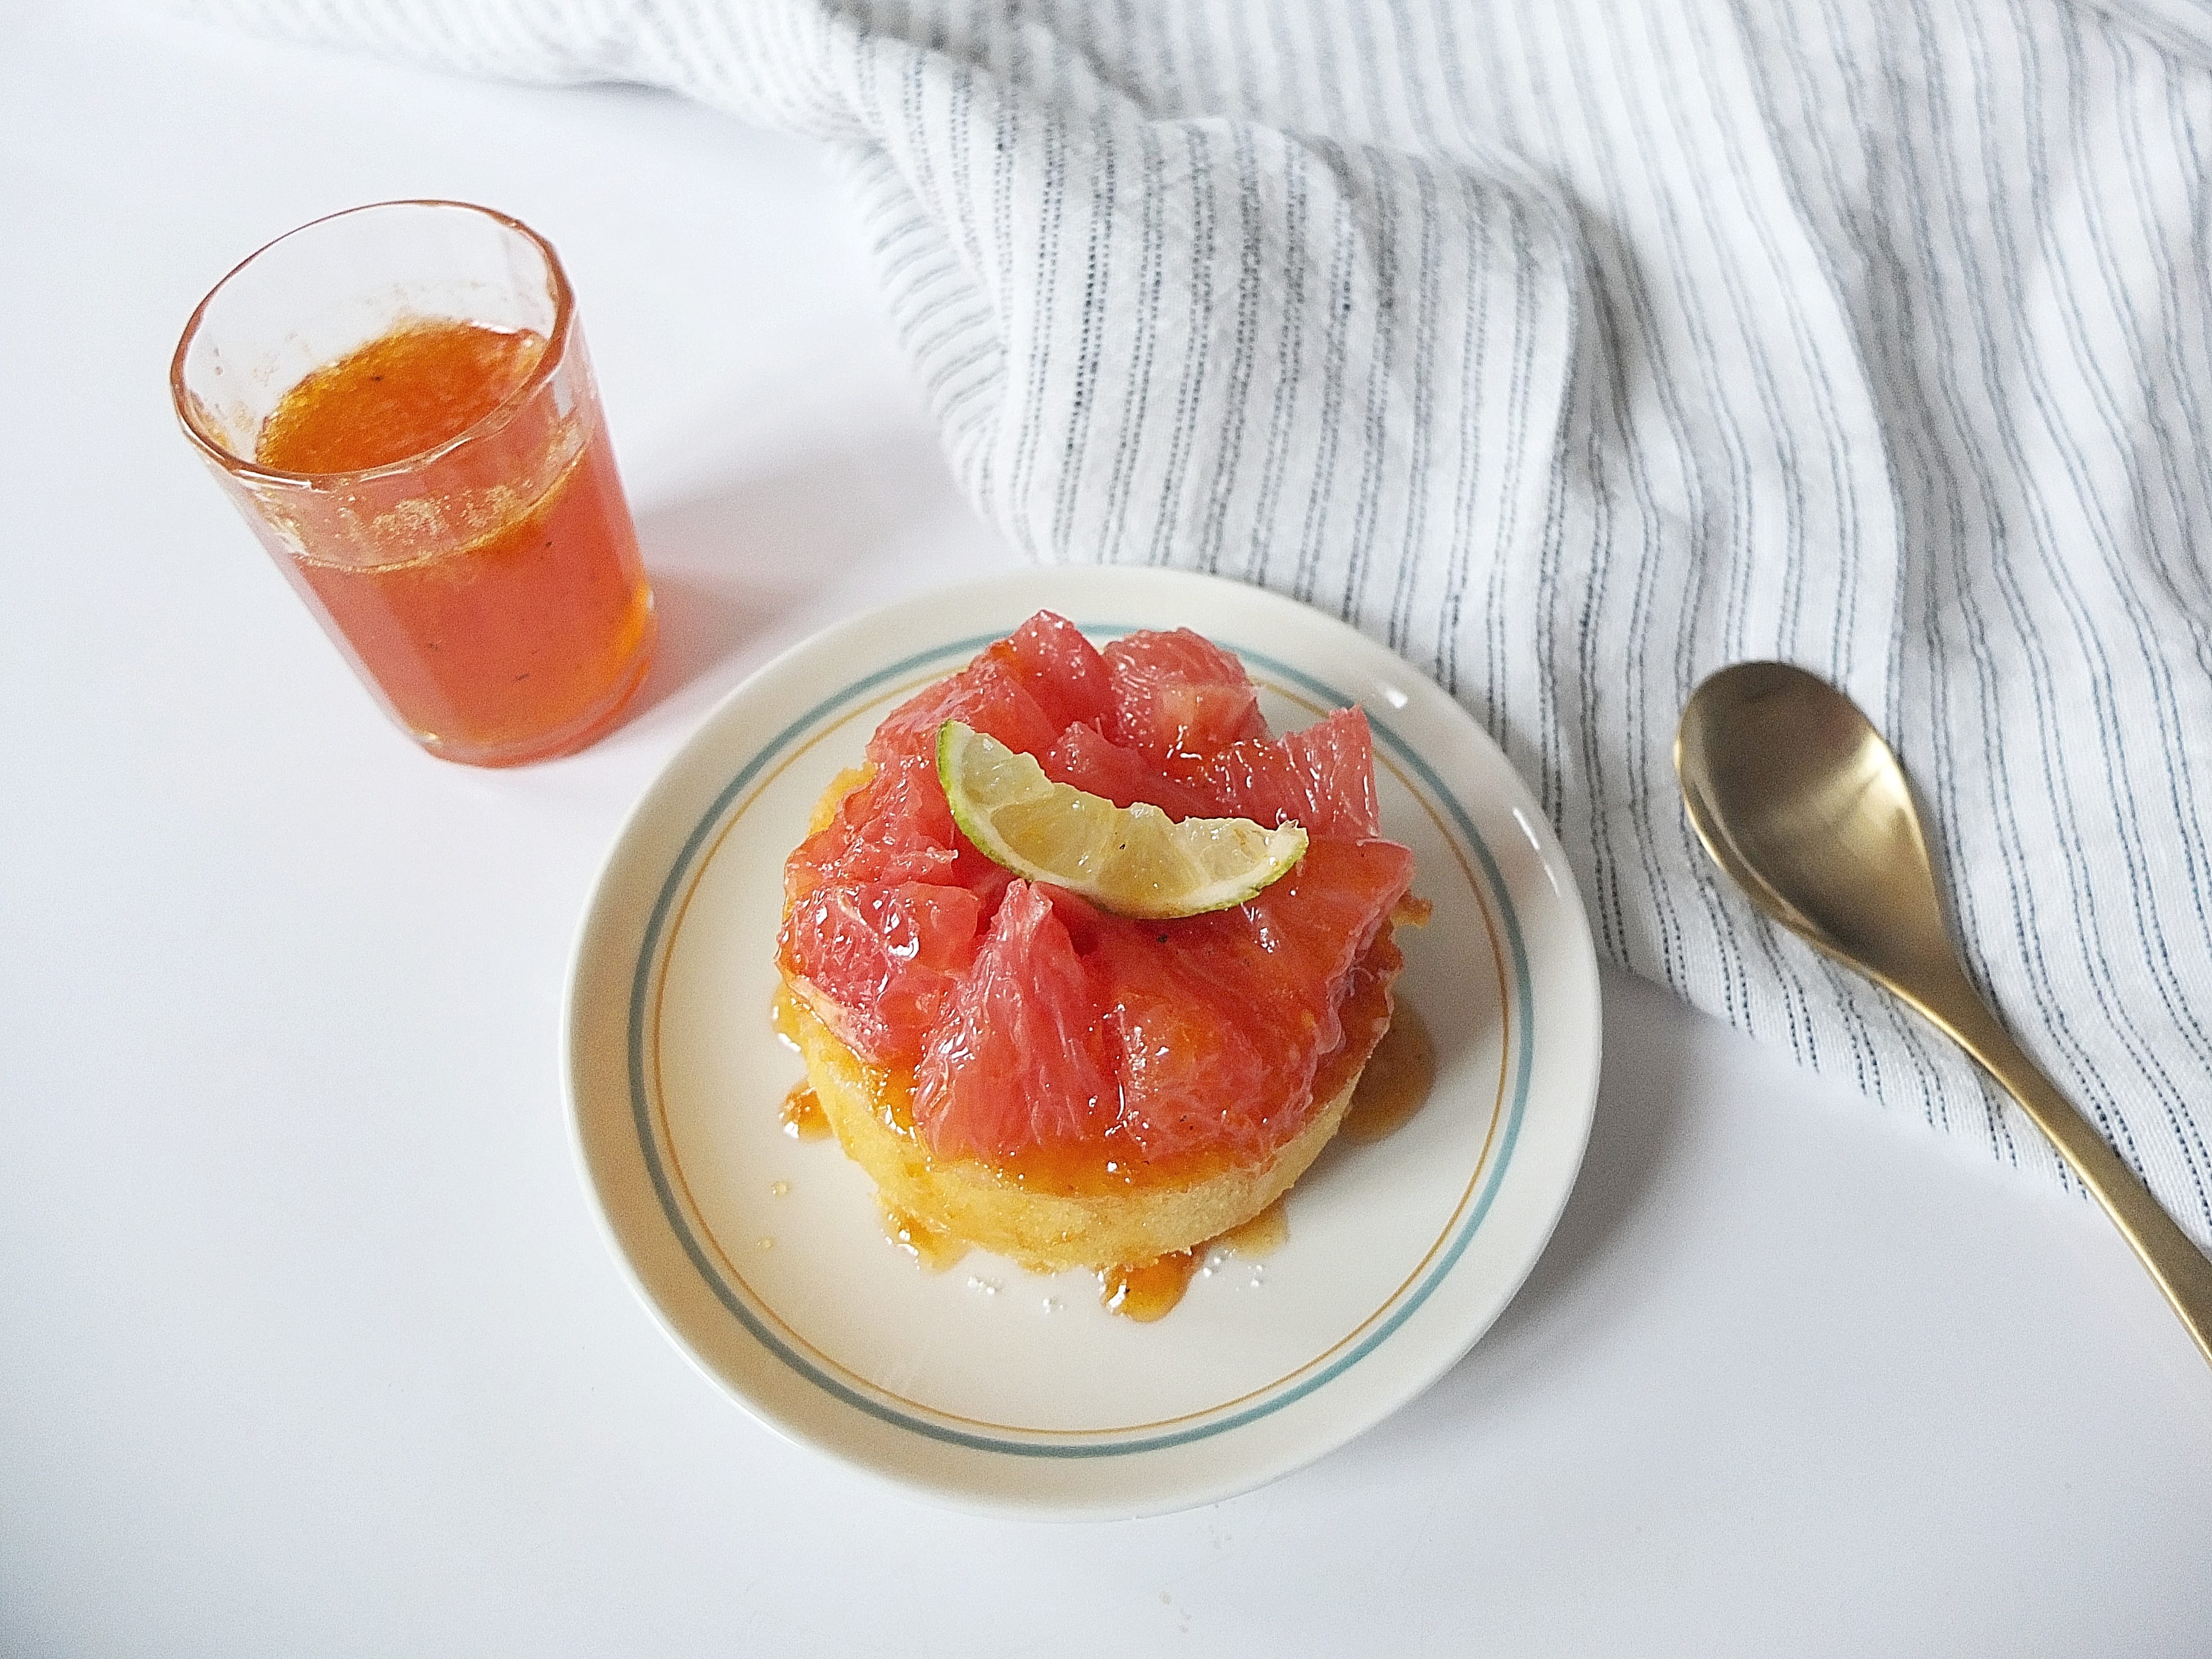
(624, 624, 1538, 1458)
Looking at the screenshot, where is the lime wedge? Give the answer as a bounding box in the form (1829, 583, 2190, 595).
(936, 721, 1308, 919)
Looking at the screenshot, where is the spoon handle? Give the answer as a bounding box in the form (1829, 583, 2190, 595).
(1913, 973, 2212, 1368)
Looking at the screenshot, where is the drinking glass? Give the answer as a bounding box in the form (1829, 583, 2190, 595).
(172, 200, 656, 767)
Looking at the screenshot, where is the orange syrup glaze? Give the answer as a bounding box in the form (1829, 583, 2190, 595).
(780, 1083, 833, 1140)
(1215, 1196, 1290, 1258)
(1098, 1198, 1291, 1323)
(1339, 1002, 1437, 1144)
(1100, 1251, 1201, 1322)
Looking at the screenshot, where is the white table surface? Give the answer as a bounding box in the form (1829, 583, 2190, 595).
(5, 7, 2210, 1654)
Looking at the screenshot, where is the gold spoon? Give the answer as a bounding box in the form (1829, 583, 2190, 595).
(1676, 660, 2212, 1367)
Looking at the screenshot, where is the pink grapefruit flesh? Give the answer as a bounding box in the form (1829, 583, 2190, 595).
(775, 611, 1415, 1170)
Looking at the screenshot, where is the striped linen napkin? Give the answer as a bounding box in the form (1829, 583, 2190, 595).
(178, 0, 2212, 1250)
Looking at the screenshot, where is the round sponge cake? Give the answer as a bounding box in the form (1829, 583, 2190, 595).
(778, 922, 1402, 1274)
(776, 616, 1417, 1279)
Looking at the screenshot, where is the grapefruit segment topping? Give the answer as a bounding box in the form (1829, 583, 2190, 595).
(1040, 721, 1213, 820)
(782, 880, 986, 1061)
(783, 756, 957, 902)
(1091, 836, 1415, 1163)
(989, 611, 1114, 732)
(774, 609, 1418, 1174)
(1183, 706, 1383, 838)
(913, 881, 1119, 1157)
(865, 650, 1061, 769)
(1103, 628, 1268, 761)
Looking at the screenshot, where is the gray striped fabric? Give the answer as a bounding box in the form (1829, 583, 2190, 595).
(183, 0, 2212, 1248)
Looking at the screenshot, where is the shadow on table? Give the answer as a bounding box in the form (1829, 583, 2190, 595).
(621, 422, 967, 715)
(1192, 976, 1700, 1512)
(1416, 972, 1695, 1405)
(1489, 976, 1691, 1331)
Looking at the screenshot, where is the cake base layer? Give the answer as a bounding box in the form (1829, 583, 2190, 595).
(778, 930, 1399, 1274)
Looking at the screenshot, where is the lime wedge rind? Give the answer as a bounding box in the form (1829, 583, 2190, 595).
(936, 720, 1308, 919)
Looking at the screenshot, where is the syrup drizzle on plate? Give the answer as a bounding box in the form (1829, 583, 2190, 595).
(779, 1083, 832, 1140)
(1339, 1004, 1437, 1145)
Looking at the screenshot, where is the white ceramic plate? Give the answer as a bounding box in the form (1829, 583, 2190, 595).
(566, 567, 1600, 1519)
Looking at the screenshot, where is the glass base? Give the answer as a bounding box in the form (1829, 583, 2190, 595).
(410, 611, 657, 768)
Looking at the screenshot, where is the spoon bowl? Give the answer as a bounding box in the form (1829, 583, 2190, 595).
(1677, 662, 1956, 993)
(1677, 661, 2212, 1368)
